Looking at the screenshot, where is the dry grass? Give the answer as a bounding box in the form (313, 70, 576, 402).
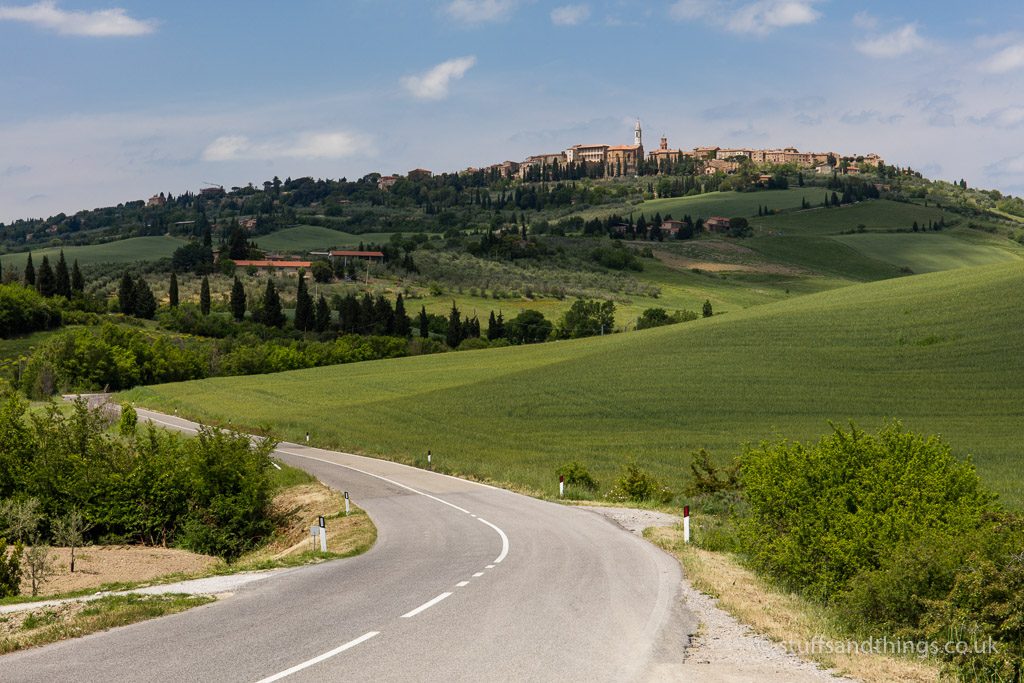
(648, 527, 942, 683)
(0, 594, 213, 655)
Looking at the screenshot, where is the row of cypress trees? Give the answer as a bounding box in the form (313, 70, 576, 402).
(16, 251, 85, 299)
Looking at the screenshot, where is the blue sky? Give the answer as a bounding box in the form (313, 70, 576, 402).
(1, 0, 1023, 222)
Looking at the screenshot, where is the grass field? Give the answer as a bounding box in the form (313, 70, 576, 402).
(255, 226, 413, 253)
(125, 260, 1024, 509)
(831, 231, 1022, 273)
(752, 200, 949, 236)
(0, 237, 187, 269)
(571, 189, 813, 222)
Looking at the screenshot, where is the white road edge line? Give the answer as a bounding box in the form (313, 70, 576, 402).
(253, 631, 379, 683)
(401, 592, 452, 619)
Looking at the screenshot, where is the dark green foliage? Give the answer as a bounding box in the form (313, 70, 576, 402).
(71, 260, 84, 293)
(686, 449, 740, 495)
(636, 307, 698, 330)
(556, 460, 599, 492)
(446, 301, 462, 348)
(118, 272, 135, 314)
(229, 278, 246, 322)
(314, 295, 331, 333)
(505, 309, 552, 344)
(310, 261, 333, 284)
(727, 217, 752, 238)
(54, 251, 70, 298)
(171, 241, 214, 274)
(168, 272, 179, 307)
(226, 224, 249, 260)
(418, 305, 428, 338)
(393, 294, 410, 338)
(35, 256, 56, 298)
(702, 300, 713, 317)
(556, 299, 615, 339)
(199, 276, 211, 316)
(0, 284, 62, 338)
(487, 310, 505, 340)
(294, 272, 313, 332)
(590, 245, 643, 271)
(607, 460, 673, 504)
(119, 403, 138, 437)
(739, 423, 994, 602)
(23, 253, 34, 287)
(0, 538, 22, 597)
(259, 279, 284, 328)
(132, 279, 157, 319)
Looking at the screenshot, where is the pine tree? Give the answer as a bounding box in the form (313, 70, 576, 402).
(261, 279, 284, 328)
(314, 294, 331, 333)
(703, 299, 713, 318)
(230, 277, 246, 321)
(394, 294, 410, 338)
(294, 271, 313, 331)
(446, 301, 463, 348)
(54, 250, 70, 298)
(168, 272, 179, 307)
(133, 278, 157, 319)
(23, 252, 35, 287)
(419, 305, 429, 339)
(118, 272, 135, 314)
(200, 276, 211, 315)
(36, 256, 56, 297)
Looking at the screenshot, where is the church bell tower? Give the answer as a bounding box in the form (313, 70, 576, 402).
(634, 119, 642, 147)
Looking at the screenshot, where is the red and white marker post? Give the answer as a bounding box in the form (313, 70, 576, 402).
(559, 474, 565, 498)
(683, 505, 690, 544)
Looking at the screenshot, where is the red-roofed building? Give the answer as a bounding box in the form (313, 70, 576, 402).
(233, 260, 311, 274)
(705, 217, 731, 233)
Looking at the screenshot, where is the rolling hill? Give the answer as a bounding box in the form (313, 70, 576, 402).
(125, 260, 1024, 509)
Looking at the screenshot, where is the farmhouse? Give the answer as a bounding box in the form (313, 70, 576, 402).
(662, 219, 686, 236)
(378, 175, 399, 191)
(705, 216, 731, 233)
(233, 260, 312, 274)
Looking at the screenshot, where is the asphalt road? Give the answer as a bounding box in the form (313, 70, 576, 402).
(1, 409, 694, 682)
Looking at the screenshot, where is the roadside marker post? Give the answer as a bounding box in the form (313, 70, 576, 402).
(306, 431, 310, 444)
(559, 475, 564, 498)
(319, 515, 327, 552)
(427, 450, 431, 468)
(344, 491, 350, 516)
(683, 505, 690, 544)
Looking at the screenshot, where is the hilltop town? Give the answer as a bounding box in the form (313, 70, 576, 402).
(376, 121, 885, 190)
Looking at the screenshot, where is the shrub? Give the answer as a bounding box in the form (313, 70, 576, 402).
(556, 460, 599, 493)
(118, 403, 137, 437)
(685, 449, 740, 495)
(607, 460, 673, 504)
(0, 538, 22, 597)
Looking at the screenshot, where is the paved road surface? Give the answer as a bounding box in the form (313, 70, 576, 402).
(1, 409, 694, 682)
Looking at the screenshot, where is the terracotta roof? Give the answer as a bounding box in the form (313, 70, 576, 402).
(607, 145, 640, 151)
(328, 250, 385, 258)
(234, 260, 312, 268)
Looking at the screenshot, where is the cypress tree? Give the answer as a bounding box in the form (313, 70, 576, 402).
(54, 250, 70, 297)
(294, 271, 314, 331)
(419, 305, 428, 339)
(261, 279, 284, 328)
(314, 294, 331, 333)
(200, 275, 211, 315)
(168, 272, 179, 307)
(24, 252, 35, 286)
(230, 277, 246, 321)
(71, 260, 84, 293)
(487, 311, 497, 340)
(118, 271, 135, 314)
(133, 278, 157, 319)
(374, 294, 394, 335)
(446, 301, 463, 348)
(703, 299, 713, 318)
(36, 256, 56, 297)
(394, 294, 410, 338)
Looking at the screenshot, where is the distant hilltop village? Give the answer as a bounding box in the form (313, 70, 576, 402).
(376, 121, 884, 189)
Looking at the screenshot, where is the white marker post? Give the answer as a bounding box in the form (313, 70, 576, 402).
(305, 431, 310, 444)
(559, 474, 564, 498)
(683, 505, 691, 544)
(319, 515, 327, 552)
(427, 450, 431, 468)
(344, 491, 350, 516)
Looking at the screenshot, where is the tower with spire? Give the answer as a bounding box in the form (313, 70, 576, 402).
(634, 119, 643, 148)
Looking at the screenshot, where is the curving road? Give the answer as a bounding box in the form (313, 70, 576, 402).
(1, 409, 694, 682)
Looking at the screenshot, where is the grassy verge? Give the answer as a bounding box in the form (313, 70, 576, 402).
(0, 594, 214, 655)
(647, 526, 941, 682)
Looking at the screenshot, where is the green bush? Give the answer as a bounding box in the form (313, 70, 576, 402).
(0, 284, 61, 339)
(607, 460, 673, 504)
(739, 422, 994, 602)
(556, 460, 599, 494)
(0, 538, 22, 597)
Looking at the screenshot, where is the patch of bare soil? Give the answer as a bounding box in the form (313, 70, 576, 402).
(25, 546, 220, 597)
(653, 249, 805, 276)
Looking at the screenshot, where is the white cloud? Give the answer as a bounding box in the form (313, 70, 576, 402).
(855, 23, 928, 58)
(551, 4, 590, 26)
(986, 153, 1024, 179)
(727, 1, 820, 35)
(0, 1, 155, 36)
(202, 131, 373, 162)
(670, 0, 820, 35)
(969, 107, 1024, 129)
(444, 0, 516, 25)
(401, 56, 476, 101)
(852, 11, 877, 30)
(982, 43, 1024, 73)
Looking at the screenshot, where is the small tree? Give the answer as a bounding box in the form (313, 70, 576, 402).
(230, 277, 246, 322)
(294, 271, 313, 331)
(394, 294, 410, 338)
(23, 252, 35, 287)
(119, 402, 138, 437)
(53, 509, 93, 573)
(36, 255, 56, 297)
(24, 541, 53, 596)
(0, 497, 42, 544)
(200, 276, 211, 315)
(314, 294, 331, 332)
(0, 538, 22, 597)
(71, 260, 85, 293)
(54, 250, 71, 298)
(133, 278, 157, 319)
(702, 300, 713, 318)
(261, 279, 285, 328)
(118, 271, 135, 314)
(446, 301, 463, 348)
(418, 305, 429, 339)
(168, 271, 179, 307)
